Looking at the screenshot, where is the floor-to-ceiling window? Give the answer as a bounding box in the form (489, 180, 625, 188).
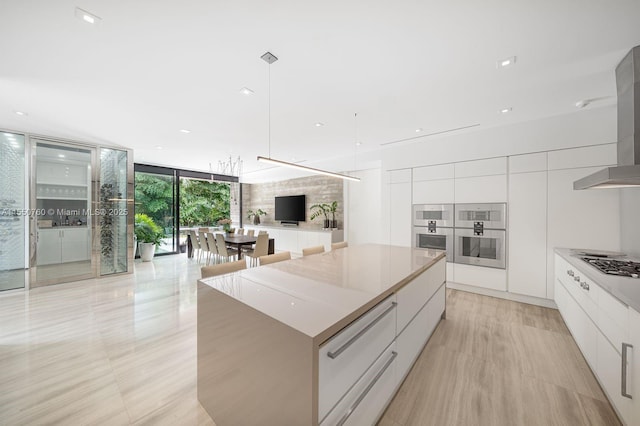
(134, 165, 236, 256)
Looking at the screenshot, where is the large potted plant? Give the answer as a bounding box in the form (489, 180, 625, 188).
(218, 218, 233, 234)
(310, 203, 330, 229)
(246, 208, 267, 225)
(134, 213, 165, 262)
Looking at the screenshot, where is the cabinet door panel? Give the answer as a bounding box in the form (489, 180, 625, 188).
(597, 331, 631, 422)
(37, 230, 60, 265)
(61, 228, 90, 263)
(508, 172, 547, 298)
(412, 179, 454, 204)
(454, 175, 507, 203)
(389, 182, 411, 247)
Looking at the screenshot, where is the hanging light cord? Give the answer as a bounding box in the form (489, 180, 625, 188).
(268, 61, 271, 158)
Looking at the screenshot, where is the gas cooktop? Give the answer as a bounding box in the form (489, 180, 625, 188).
(582, 257, 640, 279)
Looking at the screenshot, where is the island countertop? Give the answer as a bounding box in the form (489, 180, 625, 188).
(199, 244, 445, 344)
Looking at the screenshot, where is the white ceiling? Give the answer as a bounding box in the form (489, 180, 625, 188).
(2, 1, 640, 182)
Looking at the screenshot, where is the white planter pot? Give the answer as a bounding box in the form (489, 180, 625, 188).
(139, 242, 156, 262)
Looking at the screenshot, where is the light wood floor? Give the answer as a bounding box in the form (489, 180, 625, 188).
(379, 289, 621, 426)
(0, 254, 620, 425)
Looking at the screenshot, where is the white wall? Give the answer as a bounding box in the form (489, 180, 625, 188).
(620, 187, 640, 257)
(345, 168, 382, 245)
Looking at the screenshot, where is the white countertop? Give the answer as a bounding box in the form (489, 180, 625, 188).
(555, 248, 640, 313)
(199, 244, 445, 343)
(245, 224, 340, 233)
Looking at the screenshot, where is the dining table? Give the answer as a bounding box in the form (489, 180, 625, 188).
(223, 234, 275, 259)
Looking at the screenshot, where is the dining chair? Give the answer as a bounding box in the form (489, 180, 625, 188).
(188, 230, 202, 262)
(258, 230, 268, 235)
(244, 233, 269, 267)
(198, 227, 210, 233)
(259, 251, 291, 266)
(236, 228, 245, 235)
(215, 233, 239, 262)
(199, 230, 212, 265)
(201, 259, 246, 278)
(302, 245, 325, 256)
(331, 241, 348, 250)
(206, 232, 220, 264)
(246, 229, 255, 237)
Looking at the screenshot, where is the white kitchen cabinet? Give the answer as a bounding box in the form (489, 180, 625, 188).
(244, 226, 343, 255)
(547, 143, 617, 170)
(454, 174, 507, 203)
(389, 180, 411, 247)
(454, 157, 507, 178)
(453, 263, 506, 291)
(37, 160, 88, 186)
(412, 179, 454, 204)
(509, 152, 547, 174)
(508, 170, 547, 298)
(554, 252, 638, 425)
(546, 167, 620, 299)
(37, 228, 90, 265)
(412, 164, 454, 204)
(629, 308, 640, 421)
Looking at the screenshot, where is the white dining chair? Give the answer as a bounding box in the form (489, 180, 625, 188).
(215, 233, 238, 262)
(206, 232, 220, 264)
(246, 229, 255, 237)
(245, 233, 269, 267)
(188, 230, 203, 262)
(199, 230, 212, 264)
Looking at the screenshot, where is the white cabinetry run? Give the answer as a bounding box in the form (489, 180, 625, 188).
(554, 252, 639, 425)
(37, 228, 90, 265)
(244, 225, 343, 255)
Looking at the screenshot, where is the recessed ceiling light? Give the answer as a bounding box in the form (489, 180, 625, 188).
(500, 107, 512, 114)
(356, 141, 362, 146)
(415, 128, 423, 133)
(14, 111, 27, 116)
(315, 122, 324, 127)
(180, 129, 191, 134)
(75, 7, 101, 25)
(497, 56, 517, 68)
(58, 154, 66, 158)
(240, 87, 254, 96)
(155, 146, 163, 150)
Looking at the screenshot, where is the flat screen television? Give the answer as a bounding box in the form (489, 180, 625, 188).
(274, 195, 306, 223)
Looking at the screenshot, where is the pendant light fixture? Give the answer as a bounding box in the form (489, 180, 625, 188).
(256, 52, 360, 182)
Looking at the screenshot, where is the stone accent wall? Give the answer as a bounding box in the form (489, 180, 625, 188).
(241, 176, 343, 230)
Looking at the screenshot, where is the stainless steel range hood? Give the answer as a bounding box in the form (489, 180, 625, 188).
(574, 46, 640, 189)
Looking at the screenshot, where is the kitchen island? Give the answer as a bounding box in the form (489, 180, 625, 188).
(197, 244, 446, 425)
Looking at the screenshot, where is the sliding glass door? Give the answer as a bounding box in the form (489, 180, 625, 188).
(134, 165, 177, 255)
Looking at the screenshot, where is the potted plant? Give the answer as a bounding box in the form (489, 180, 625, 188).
(246, 208, 267, 225)
(326, 201, 339, 229)
(218, 218, 232, 234)
(310, 203, 330, 229)
(134, 213, 165, 262)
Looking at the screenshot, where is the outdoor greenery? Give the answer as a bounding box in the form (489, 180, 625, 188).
(179, 178, 230, 226)
(134, 213, 165, 246)
(134, 173, 231, 229)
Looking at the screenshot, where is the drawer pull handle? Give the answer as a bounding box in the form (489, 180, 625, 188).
(567, 269, 574, 277)
(336, 351, 397, 426)
(573, 275, 580, 282)
(327, 301, 397, 359)
(622, 342, 633, 399)
(580, 282, 589, 291)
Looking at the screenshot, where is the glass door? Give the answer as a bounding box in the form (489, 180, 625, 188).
(0, 132, 27, 291)
(31, 140, 95, 286)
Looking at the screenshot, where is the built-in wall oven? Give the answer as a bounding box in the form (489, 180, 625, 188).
(412, 204, 454, 261)
(454, 203, 507, 269)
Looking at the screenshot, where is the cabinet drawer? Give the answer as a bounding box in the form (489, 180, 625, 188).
(396, 284, 445, 384)
(318, 296, 397, 421)
(397, 258, 445, 333)
(320, 343, 397, 426)
(555, 256, 597, 323)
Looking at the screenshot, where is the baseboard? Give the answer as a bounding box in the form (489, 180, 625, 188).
(446, 281, 557, 309)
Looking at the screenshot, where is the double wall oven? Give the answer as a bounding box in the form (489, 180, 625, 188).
(413, 203, 507, 269)
(413, 204, 454, 261)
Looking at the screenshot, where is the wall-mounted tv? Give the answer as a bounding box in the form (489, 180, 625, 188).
(274, 195, 306, 223)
